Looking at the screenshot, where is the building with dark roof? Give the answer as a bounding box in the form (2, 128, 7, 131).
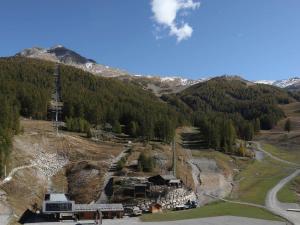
(148, 175, 182, 187)
(42, 193, 124, 221)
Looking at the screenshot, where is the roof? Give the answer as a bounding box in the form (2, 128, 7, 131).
(169, 179, 181, 184)
(161, 175, 176, 180)
(129, 160, 138, 166)
(75, 204, 124, 212)
(49, 193, 69, 202)
(150, 203, 162, 207)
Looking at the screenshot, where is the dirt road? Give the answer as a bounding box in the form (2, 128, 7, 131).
(251, 142, 299, 167)
(0, 164, 36, 187)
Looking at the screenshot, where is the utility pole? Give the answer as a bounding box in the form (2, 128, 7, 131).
(172, 138, 176, 178)
(54, 64, 59, 136)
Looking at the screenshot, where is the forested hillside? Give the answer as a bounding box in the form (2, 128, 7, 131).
(59, 65, 179, 141)
(0, 57, 54, 175)
(0, 57, 180, 175)
(0, 57, 298, 173)
(289, 91, 300, 102)
(163, 76, 295, 154)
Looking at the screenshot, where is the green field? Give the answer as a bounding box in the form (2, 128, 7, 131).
(233, 157, 293, 205)
(277, 176, 300, 203)
(141, 202, 283, 222)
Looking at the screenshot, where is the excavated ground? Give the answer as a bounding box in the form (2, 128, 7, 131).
(177, 127, 235, 205)
(0, 119, 124, 224)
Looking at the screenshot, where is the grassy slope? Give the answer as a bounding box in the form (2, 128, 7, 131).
(262, 143, 300, 164)
(277, 176, 300, 203)
(141, 202, 282, 222)
(190, 142, 294, 205)
(233, 156, 293, 205)
(251, 102, 300, 204)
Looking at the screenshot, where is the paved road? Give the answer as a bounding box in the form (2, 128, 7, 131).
(266, 169, 300, 225)
(24, 216, 285, 225)
(250, 141, 300, 225)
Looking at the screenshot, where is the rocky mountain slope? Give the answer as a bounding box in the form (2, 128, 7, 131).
(16, 45, 206, 95)
(16, 45, 126, 77)
(17, 45, 300, 94)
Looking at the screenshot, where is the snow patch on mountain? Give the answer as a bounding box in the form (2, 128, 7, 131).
(273, 77, 300, 88)
(16, 45, 300, 90)
(255, 77, 300, 88)
(255, 80, 276, 85)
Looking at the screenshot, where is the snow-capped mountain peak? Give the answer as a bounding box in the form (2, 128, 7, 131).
(254, 77, 300, 88)
(273, 77, 300, 88)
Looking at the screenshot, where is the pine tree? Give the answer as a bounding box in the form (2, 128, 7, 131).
(254, 118, 261, 133)
(284, 119, 292, 133)
(112, 121, 122, 134)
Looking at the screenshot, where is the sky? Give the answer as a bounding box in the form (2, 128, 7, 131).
(0, 0, 300, 81)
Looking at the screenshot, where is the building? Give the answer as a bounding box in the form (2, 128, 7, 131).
(42, 193, 124, 221)
(149, 203, 162, 213)
(75, 204, 124, 220)
(148, 175, 182, 187)
(42, 193, 75, 220)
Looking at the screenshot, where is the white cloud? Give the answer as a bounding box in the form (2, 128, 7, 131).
(151, 0, 200, 42)
(170, 23, 193, 42)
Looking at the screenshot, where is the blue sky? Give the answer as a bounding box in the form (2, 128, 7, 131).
(0, 0, 300, 80)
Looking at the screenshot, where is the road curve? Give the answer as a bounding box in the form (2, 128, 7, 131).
(266, 169, 300, 225)
(250, 142, 300, 225)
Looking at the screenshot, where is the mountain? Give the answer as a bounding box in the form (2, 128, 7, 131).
(15, 45, 300, 92)
(16, 45, 206, 95)
(161, 76, 295, 152)
(1, 55, 299, 172)
(255, 77, 300, 90)
(16, 45, 127, 77)
(119, 75, 208, 96)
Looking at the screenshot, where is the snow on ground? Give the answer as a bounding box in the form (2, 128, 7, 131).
(254, 77, 300, 88)
(254, 80, 276, 85)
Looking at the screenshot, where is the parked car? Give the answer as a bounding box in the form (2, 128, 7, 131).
(124, 206, 142, 217)
(185, 200, 197, 209)
(174, 205, 186, 211)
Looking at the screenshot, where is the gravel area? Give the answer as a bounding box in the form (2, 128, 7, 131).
(0, 215, 10, 225)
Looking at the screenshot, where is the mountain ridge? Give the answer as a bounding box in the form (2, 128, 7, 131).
(16, 45, 300, 91)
